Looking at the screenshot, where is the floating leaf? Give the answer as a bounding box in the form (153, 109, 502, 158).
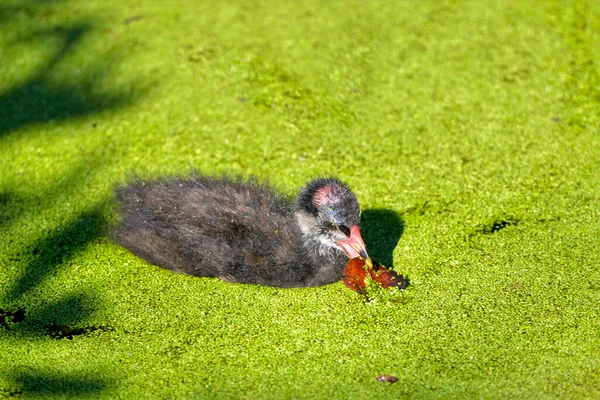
(343, 258, 407, 293)
(375, 374, 399, 383)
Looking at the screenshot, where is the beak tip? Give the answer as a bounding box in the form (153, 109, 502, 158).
(338, 224, 369, 260)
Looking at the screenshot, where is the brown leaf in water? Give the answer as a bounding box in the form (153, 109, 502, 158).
(375, 374, 398, 383)
(342, 257, 369, 292)
(343, 258, 407, 292)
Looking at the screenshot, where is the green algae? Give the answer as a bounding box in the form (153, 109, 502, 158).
(1, 0, 599, 398)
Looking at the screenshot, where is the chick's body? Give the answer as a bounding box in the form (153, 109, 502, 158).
(112, 177, 359, 287)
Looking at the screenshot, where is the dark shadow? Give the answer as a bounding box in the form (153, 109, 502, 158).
(0, 0, 145, 137)
(0, 23, 134, 136)
(34, 292, 96, 328)
(4, 207, 105, 302)
(0, 3, 132, 396)
(11, 370, 107, 397)
(2, 292, 103, 338)
(0, 307, 26, 329)
(361, 209, 405, 269)
(1, 293, 112, 395)
(1, 150, 112, 233)
(0, 191, 27, 230)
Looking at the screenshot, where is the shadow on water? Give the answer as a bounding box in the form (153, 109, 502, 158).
(5, 207, 105, 302)
(0, 191, 28, 231)
(361, 209, 404, 269)
(36, 292, 99, 328)
(10, 370, 107, 397)
(1, 292, 101, 337)
(1, 208, 112, 394)
(0, 3, 140, 136)
(0, 1, 145, 396)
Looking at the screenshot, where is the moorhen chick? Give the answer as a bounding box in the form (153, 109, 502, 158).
(112, 176, 368, 287)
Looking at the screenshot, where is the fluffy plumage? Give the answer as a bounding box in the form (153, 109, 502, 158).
(112, 176, 364, 287)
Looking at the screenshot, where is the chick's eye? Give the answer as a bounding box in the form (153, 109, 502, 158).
(338, 225, 351, 237)
(323, 221, 336, 230)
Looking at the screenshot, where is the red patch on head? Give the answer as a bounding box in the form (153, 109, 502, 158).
(312, 184, 340, 208)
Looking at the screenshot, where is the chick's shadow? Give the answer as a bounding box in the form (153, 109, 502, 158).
(360, 209, 404, 269)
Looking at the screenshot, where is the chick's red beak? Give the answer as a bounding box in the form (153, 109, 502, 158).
(337, 225, 369, 259)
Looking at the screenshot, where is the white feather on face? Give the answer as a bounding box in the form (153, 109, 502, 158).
(295, 211, 340, 258)
(294, 203, 357, 263)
